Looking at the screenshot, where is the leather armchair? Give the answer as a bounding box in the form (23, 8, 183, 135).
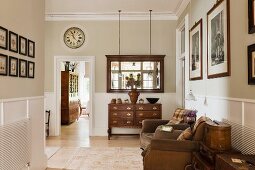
(142, 117, 209, 170)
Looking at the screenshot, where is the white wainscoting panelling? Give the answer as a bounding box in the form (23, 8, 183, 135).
(0, 96, 47, 170)
(44, 92, 56, 136)
(243, 102, 255, 129)
(3, 100, 27, 124)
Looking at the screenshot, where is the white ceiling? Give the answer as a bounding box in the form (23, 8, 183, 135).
(46, 0, 185, 14)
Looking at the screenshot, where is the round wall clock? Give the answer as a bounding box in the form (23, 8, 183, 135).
(63, 27, 85, 49)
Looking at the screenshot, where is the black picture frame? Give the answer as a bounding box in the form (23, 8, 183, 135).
(28, 40, 35, 58)
(207, 0, 231, 79)
(0, 26, 8, 50)
(248, 0, 255, 34)
(19, 59, 27, 77)
(9, 56, 18, 77)
(27, 61, 35, 78)
(248, 44, 255, 84)
(9, 31, 18, 53)
(0, 53, 8, 76)
(189, 19, 203, 81)
(19, 36, 27, 56)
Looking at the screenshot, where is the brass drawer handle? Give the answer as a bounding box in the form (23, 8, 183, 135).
(127, 121, 131, 124)
(127, 113, 132, 116)
(113, 107, 118, 110)
(138, 107, 144, 110)
(139, 113, 144, 116)
(112, 113, 118, 116)
(113, 121, 117, 124)
(153, 107, 158, 110)
(127, 107, 132, 110)
(153, 113, 157, 116)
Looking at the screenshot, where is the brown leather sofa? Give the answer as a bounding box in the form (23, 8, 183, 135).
(142, 116, 210, 170)
(140, 108, 195, 150)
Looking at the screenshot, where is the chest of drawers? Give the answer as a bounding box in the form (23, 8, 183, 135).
(108, 103, 162, 139)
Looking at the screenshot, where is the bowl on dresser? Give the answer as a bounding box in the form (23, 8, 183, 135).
(146, 98, 159, 104)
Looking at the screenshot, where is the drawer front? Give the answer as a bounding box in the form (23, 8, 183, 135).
(110, 118, 121, 126)
(136, 111, 161, 118)
(135, 118, 145, 127)
(109, 105, 134, 111)
(135, 104, 161, 111)
(110, 111, 134, 118)
(121, 118, 134, 126)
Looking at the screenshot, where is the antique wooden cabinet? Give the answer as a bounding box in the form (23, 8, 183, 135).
(108, 103, 162, 139)
(61, 71, 79, 125)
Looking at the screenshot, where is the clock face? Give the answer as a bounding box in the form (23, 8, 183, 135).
(64, 27, 85, 49)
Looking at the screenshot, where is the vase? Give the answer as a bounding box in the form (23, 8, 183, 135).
(128, 89, 140, 104)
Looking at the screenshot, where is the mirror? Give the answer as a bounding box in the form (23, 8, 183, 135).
(106, 55, 165, 93)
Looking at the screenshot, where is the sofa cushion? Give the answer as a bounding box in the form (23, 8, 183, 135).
(192, 116, 211, 141)
(167, 108, 187, 124)
(177, 127, 192, 140)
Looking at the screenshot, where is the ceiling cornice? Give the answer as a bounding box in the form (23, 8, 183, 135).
(175, 0, 190, 17)
(45, 12, 178, 21)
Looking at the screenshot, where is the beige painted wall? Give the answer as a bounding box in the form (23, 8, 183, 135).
(44, 20, 177, 93)
(0, 0, 45, 99)
(178, 0, 255, 99)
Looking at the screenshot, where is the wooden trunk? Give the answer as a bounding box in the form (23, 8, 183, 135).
(204, 121, 231, 151)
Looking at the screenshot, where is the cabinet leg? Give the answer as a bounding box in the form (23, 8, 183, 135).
(107, 128, 111, 140)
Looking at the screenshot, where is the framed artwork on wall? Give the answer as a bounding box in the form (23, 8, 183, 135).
(189, 19, 203, 80)
(28, 61, 35, 78)
(207, 0, 230, 79)
(248, 44, 255, 84)
(0, 26, 8, 50)
(0, 53, 8, 76)
(19, 59, 27, 77)
(248, 0, 255, 34)
(28, 40, 35, 58)
(9, 56, 18, 77)
(9, 31, 18, 53)
(19, 36, 27, 56)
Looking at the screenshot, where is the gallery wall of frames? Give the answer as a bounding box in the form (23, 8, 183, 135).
(0, 26, 35, 78)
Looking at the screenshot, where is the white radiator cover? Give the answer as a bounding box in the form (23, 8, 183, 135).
(0, 118, 31, 170)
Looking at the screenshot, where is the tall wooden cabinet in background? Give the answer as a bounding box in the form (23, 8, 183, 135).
(61, 71, 80, 125)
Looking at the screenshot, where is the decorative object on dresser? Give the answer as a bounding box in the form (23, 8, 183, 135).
(146, 98, 159, 104)
(61, 71, 80, 125)
(108, 103, 162, 140)
(128, 89, 140, 104)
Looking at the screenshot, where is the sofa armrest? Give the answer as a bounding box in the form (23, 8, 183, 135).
(150, 139, 200, 152)
(141, 119, 169, 133)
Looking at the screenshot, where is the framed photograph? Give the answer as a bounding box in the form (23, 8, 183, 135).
(0, 26, 8, 50)
(189, 19, 203, 80)
(9, 56, 18, 77)
(27, 61, 35, 78)
(28, 40, 35, 58)
(207, 0, 230, 79)
(9, 31, 18, 53)
(248, 44, 255, 84)
(248, 0, 255, 34)
(19, 36, 27, 56)
(0, 53, 8, 76)
(19, 59, 27, 77)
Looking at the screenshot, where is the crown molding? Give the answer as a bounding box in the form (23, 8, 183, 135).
(175, 0, 190, 18)
(45, 12, 178, 21)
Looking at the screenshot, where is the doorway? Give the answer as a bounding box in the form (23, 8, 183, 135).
(54, 56, 95, 137)
(176, 15, 189, 108)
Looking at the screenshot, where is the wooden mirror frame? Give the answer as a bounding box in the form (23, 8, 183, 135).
(106, 55, 165, 93)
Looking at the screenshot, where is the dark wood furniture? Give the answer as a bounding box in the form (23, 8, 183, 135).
(61, 71, 80, 125)
(216, 154, 255, 170)
(108, 103, 162, 139)
(106, 55, 165, 93)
